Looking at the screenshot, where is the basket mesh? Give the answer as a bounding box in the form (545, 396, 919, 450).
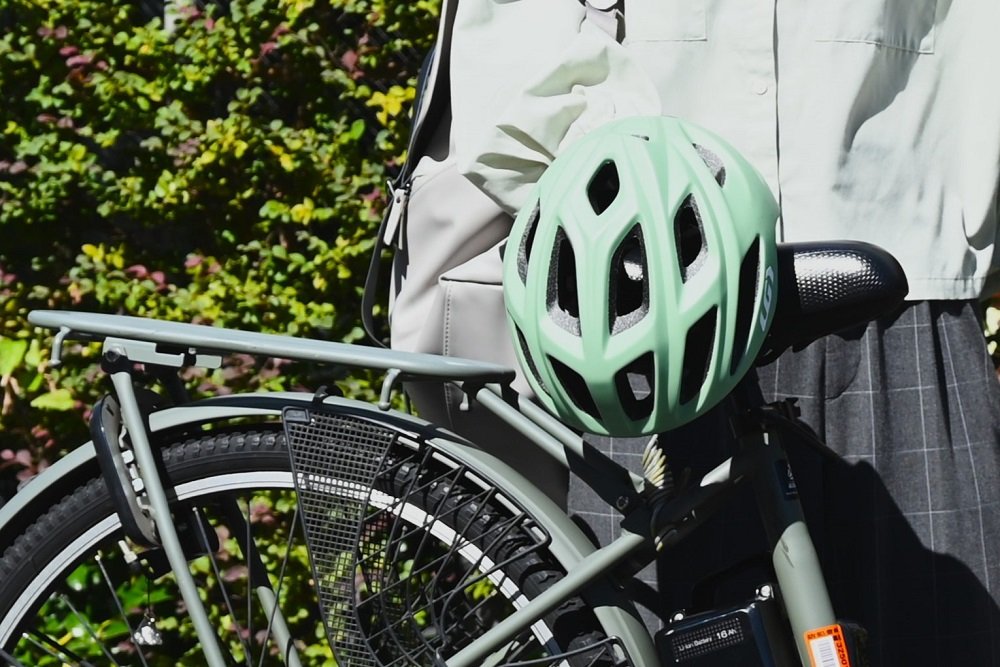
(284, 407, 397, 666)
(283, 406, 632, 667)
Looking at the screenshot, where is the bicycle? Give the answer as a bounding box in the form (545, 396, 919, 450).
(0, 239, 905, 666)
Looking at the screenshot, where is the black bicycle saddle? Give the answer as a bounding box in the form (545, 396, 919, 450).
(757, 241, 909, 364)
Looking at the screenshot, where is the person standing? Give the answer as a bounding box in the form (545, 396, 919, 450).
(390, 2, 1000, 663)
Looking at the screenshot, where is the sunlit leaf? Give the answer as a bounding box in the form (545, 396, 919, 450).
(0, 338, 28, 377)
(29, 388, 75, 411)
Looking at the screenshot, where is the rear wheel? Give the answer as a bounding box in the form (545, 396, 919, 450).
(0, 418, 622, 665)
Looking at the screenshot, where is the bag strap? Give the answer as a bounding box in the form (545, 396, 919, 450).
(361, 0, 459, 347)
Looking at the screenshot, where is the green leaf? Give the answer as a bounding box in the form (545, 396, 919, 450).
(30, 389, 75, 411)
(258, 200, 288, 219)
(0, 338, 28, 377)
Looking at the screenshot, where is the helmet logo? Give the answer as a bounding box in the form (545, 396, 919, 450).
(758, 264, 776, 332)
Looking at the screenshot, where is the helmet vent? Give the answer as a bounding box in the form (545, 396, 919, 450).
(693, 144, 726, 187)
(730, 236, 761, 374)
(587, 160, 620, 215)
(614, 352, 655, 420)
(675, 195, 708, 282)
(549, 356, 602, 422)
(517, 202, 542, 283)
(609, 225, 649, 334)
(680, 307, 717, 405)
(547, 228, 581, 334)
(514, 325, 548, 394)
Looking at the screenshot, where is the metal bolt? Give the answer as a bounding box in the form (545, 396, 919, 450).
(615, 495, 630, 511)
(757, 584, 774, 600)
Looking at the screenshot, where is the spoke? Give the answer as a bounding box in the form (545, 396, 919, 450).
(0, 646, 29, 667)
(0, 647, 30, 667)
(190, 507, 253, 666)
(24, 630, 98, 667)
(95, 553, 152, 667)
(257, 506, 299, 667)
(432, 483, 497, 638)
(59, 593, 125, 666)
(20, 633, 70, 665)
(221, 497, 304, 667)
(244, 498, 253, 663)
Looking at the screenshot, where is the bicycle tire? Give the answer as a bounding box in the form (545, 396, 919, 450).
(0, 422, 622, 666)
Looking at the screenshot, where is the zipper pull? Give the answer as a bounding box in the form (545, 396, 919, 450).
(382, 181, 410, 246)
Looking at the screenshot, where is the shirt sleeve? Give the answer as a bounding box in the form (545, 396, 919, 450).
(450, 0, 661, 215)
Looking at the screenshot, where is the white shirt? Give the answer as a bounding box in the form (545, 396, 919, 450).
(449, 0, 1000, 300)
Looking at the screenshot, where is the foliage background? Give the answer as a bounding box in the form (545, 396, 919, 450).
(0, 0, 438, 497)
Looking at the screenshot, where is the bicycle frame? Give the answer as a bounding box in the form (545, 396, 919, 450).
(18, 309, 838, 666)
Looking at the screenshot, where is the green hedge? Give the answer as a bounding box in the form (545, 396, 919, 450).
(0, 0, 439, 491)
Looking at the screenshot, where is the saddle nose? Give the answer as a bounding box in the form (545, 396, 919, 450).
(757, 241, 909, 364)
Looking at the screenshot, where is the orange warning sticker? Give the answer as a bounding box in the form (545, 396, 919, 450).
(804, 624, 851, 667)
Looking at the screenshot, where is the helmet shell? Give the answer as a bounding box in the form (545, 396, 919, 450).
(503, 116, 778, 436)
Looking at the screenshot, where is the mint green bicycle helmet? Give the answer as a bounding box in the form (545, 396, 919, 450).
(503, 116, 779, 436)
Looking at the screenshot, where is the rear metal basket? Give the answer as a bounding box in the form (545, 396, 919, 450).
(283, 406, 629, 666)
